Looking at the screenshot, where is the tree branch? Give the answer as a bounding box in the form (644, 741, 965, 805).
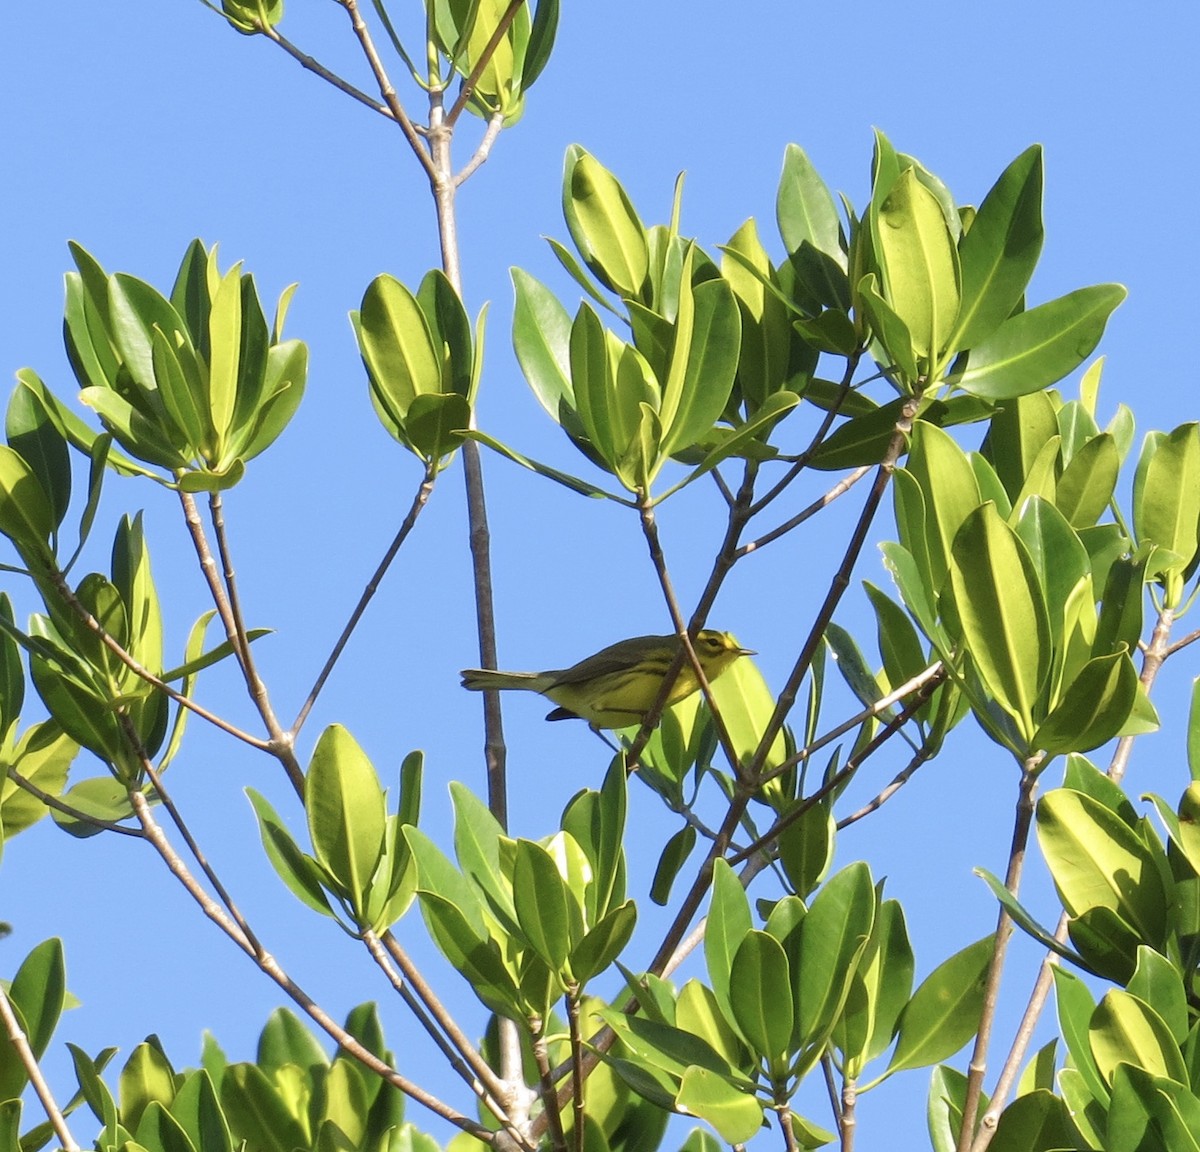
(0, 982, 78, 1151)
(956, 756, 1043, 1152)
(292, 469, 436, 736)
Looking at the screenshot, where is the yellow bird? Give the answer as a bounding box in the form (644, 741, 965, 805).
(461, 630, 753, 729)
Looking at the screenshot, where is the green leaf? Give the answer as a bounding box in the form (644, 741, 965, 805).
(405, 392, 471, 463)
(876, 168, 960, 360)
(857, 273, 918, 384)
(659, 276, 741, 459)
(169, 1070, 232, 1152)
(1037, 788, 1168, 947)
(9, 938, 65, 1061)
(49, 776, 136, 838)
(902, 419, 982, 596)
(1089, 989, 1188, 1087)
(674, 1066, 763, 1145)
(650, 824, 696, 907)
(465, 429, 624, 501)
(120, 1042, 177, 1130)
(1133, 423, 1200, 598)
(775, 143, 848, 310)
(219, 1063, 306, 1152)
(1034, 650, 1139, 755)
(988, 1090, 1075, 1152)
(676, 980, 751, 1073)
(1126, 946, 1189, 1046)
(564, 148, 649, 298)
(926, 1066, 976, 1152)
(794, 862, 875, 1052)
(949, 502, 1051, 740)
(0, 446, 55, 559)
(570, 900, 636, 984)
(417, 892, 523, 1019)
(0, 721, 76, 839)
(358, 275, 442, 422)
(887, 936, 992, 1074)
(950, 145, 1044, 350)
(512, 838, 575, 971)
(729, 930, 793, 1069)
(1056, 432, 1120, 528)
(246, 788, 338, 920)
(305, 724, 387, 914)
(705, 859, 752, 1027)
(949, 284, 1126, 399)
(6, 385, 70, 532)
(777, 801, 834, 900)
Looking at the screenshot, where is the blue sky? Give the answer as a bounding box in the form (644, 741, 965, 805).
(1, 2, 1198, 1147)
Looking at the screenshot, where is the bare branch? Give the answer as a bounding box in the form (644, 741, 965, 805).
(6, 765, 144, 837)
(255, 20, 394, 117)
(956, 757, 1043, 1152)
(455, 111, 506, 186)
(737, 466, 871, 558)
(337, 0, 438, 182)
(292, 470, 436, 736)
(0, 983, 78, 1151)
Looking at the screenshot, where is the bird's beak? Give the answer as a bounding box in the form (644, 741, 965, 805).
(737, 647, 756, 657)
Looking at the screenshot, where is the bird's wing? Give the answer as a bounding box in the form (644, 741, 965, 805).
(547, 634, 675, 685)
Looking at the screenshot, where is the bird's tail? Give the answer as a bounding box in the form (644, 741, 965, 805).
(460, 668, 553, 693)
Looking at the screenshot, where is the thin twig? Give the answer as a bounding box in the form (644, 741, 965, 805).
(0, 983, 79, 1150)
(757, 661, 944, 789)
(840, 1076, 858, 1152)
(737, 466, 871, 558)
(378, 930, 517, 1113)
(444, 0, 527, 126)
(747, 352, 862, 518)
(835, 739, 936, 830)
(209, 494, 286, 742)
(256, 19, 393, 116)
(1108, 605, 1174, 785)
(292, 470, 436, 736)
(1163, 622, 1200, 658)
(626, 461, 760, 765)
(338, 0, 438, 182)
(820, 1055, 843, 1135)
(730, 677, 939, 867)
(425, 67, 522, 1113)
(362, 930, 518, 1132)
(6, 765, 144, 837)
(200, 493, 305, 792)
(746, 400, 918, 782)
(131, 730, 263, 955)
(777, 1104, 800, 1152)
(956, 757, 1042, 1152)
(455, 111, 506, 186)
